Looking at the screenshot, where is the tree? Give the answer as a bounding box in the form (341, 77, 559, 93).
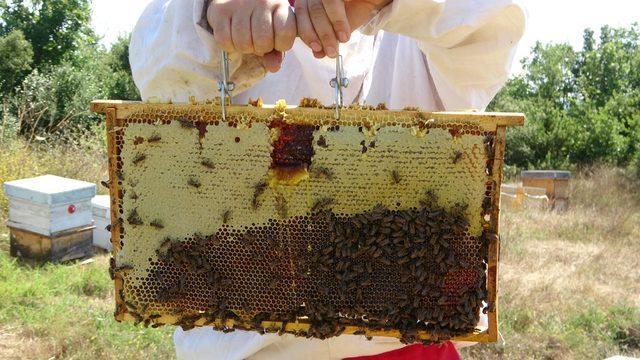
(104, 35, 140, 100)
(489, 23, 640, 171)
(0, 29, 33, 95)
(0, 0, 95, 68)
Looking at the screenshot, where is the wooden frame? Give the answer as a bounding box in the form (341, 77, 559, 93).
(93, 100, 524, 343)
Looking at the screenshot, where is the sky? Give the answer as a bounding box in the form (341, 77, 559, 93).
(91, 0, 640, 74)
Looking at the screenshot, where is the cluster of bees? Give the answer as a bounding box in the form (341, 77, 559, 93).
(306, 192, 487, 343)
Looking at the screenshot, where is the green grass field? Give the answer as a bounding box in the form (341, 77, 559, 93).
(1, 137, 639, 359)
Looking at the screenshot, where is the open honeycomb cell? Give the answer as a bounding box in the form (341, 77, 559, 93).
(93, 100, 524, 344)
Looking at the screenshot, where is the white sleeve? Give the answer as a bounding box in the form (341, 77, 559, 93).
(129, 0, 267, 103)
(361, 0, 527, 110)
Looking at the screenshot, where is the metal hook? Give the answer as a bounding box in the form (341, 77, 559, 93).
(217, 51, 235, 121)
(330, 53, 349, 120)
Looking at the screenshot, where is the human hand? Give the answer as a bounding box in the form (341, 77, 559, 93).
(208, 0, 297, 72)
(294, 0, 392, 58)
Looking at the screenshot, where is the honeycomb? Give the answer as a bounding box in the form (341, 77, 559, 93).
(94, 100, 523, 344)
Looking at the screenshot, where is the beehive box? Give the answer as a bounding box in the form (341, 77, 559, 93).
(4, 175, 96, 262)
(522, 170, 571, 210)
(92, 195, 112, 251)
(91, 100, 524, 344)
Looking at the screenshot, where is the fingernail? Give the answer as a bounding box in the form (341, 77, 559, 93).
(325, 46, 337, 58)
(338, 31, 349, 43)
(310, 41, 322, 52)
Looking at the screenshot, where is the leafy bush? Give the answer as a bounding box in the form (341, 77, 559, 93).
(0, 29, 34, 94)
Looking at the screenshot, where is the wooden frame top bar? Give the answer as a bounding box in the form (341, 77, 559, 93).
(91, 100, 525, 127)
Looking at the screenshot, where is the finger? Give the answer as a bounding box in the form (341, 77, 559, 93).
(263, 50, 284, 73)
(273, 4, 297, 52)
(307, 0, 338, 58)
(251, 4, 274, 55)
(313, 50, 326, 59)
(321, 0, 350, 43)
(231, 12, 254, 54)
(208, 5, 234, 52)
(294, 0, 323, 53)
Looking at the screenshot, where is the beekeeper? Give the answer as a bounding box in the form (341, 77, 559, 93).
(130, 0, 526, 358)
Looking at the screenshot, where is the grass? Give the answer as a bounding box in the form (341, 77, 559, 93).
(0, 135, 175, 359)
(0, 244, 175, 359)
(1, 134, 639, 359)
(461, 166, 640, 359)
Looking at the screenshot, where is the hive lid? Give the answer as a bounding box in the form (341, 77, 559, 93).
(3, 175, 96, 205)
(92, 195, 111, 219)
(91, 195, 111, 209)
(521, 170, 571, 180)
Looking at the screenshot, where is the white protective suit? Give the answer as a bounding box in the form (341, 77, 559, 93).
(129, 0, 526, 358)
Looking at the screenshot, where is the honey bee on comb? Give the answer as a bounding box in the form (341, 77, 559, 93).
(201, 158, 215, 169)
(127, 207, 143, 226)
(391, 170, 401, 184)
(148, 133, 162, 143)
(252, 181, 268, 210)
(452, 150, 464, 164)
(132, 153, 146, 165)
(222, 210, 232, 224)
(187, 177, 202, 188)
(178, 119, 195, 129)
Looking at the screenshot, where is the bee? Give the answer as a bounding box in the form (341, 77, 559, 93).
(484, 134, 495, 156)
(113, 265, 134, 276)
(105, 224, 111, 232)
(311, 198, 334, 213)
(100, 180, 110, 189)
(311, 166, 334, 180)
(376, 103, 388, 111)
(148, 133, 162, 142)
(158, 237, 173, 252)
(222, 210, 232, 224)
(300, 97, 323, 108)
(132, 153, 146, 165)
(391, 170, 401, 184)
(188, 177, 202, 188)
(369, 140, 376, 148)
(317, 135, 329, 148)
(275, 193, 288, 219)
(129, 191, 139, 200)
(482, 196, 492, 215)
(252, 181, 268, 210)
(178, 119, 195, 129)
(150, 219, 165, 229)
(127, 208, 143, 225)
(108, 257, 116, 280)
(269, 277, 281, 288)
(452, 151, 464, 164)
(116, 170, 124, 182)
(241, 233, 257, 247)
(248, 97, 264, 107)
(201, 158, 215, 169)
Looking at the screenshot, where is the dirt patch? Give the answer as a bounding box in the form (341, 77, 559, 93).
(0, 326, 55, 360)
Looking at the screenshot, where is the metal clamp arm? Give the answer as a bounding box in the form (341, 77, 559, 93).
(217, 51, 236, 121)
(330, 53, 349, 120)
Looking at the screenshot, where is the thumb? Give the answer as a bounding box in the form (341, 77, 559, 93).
(263, 50, 285, 73)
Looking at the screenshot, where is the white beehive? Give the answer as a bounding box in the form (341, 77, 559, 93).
(4, 175, 96, 236)
(92, 195, 112, 250)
